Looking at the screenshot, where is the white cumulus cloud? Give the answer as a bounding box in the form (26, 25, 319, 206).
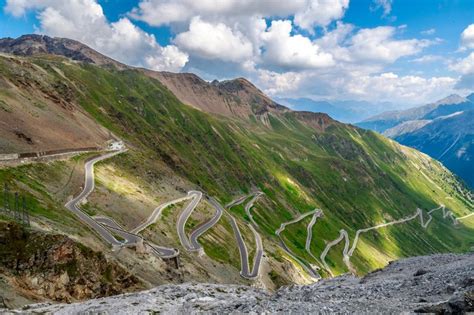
(145, 45, 189, 72)
(4, 0, 189, 72)
(130, 0, 348, 31)
(293, 0, 349, 31)
(129, 0, 308, 26)
(349, 26, 432, 63)
(461, 24, 474, 50)
(257, 70, 306, 95)
(174, 17, 253, 63)
(344, 73, 456, 102)
(261, 20, 334, 70)
(450, 52, 474, 75)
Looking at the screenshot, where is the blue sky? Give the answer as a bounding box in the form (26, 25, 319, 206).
(1, 0, 473, 105)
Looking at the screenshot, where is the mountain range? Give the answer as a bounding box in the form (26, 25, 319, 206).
(0, 35, 473, 306)
(277, 97, 400, 123)
(357, 94, 474, 187)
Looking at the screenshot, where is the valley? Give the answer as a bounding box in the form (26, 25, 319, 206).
(19, 144, 470, 285)
(358, 94, 474, 187)
(0, 35, 473, 308)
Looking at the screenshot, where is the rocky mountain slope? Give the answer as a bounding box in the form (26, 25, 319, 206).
(0, 54, 110, 153)
(0, 34, 473, 301)
(0, 35, 126, 69)
(146, 71, 289, 118)
(394, 110, 474, 188)
(0, 35, 289, 120)
(357, 94, 474, 133)
(12, 253, 474, 314)
(0, 222, 142, 309)
(277, 98, 399, 123)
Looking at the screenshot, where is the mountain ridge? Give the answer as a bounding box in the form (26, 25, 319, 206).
(357, 94, 474, 187)
(0, 34, 307, 121)
(0, 34, 472, 306)
(393, 109, 474, 187)
(278, 97, 400, 123)
(357, 93, 474, 132)
(0, 34, 126, 69)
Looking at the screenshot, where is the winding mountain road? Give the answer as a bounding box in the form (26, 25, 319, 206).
(275, 209, 321, 235)
(174, 190, 208, 251)
(225, 194, 250, 209)
(128, 191, 204, 257)
(319, 229, 351, 276)
(245, 192, 263, 227)
(94, 216, 143, 247)
(305, 210, 323, 265)
(187, 197, 224, 252)
(227, 212, 253, 279)
(320, 205, 462, 275)
(63, 147, 472, 280)
(457, 212, 474, 221)
(65, 150, 128, 249)
(227, 193, 264, 279)
(248, 223, 263, 279)
(66, 149, 181, 258)
(131, 191, 199, 234)
(275, 209, 322, 279)
(93, 216, 179, 257)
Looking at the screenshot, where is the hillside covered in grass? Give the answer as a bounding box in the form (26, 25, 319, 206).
(0, 43, 473, 287)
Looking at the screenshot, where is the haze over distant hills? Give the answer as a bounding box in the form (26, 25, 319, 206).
(0, 34, 473, 309)
(1, 0, 473, 311)
(277, 98, 400, 123)
(357, 94, 474, 188)
(357, 94, 474, 133)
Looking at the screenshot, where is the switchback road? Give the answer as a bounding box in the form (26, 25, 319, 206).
(65, 150, 127, 249)
(66, 149, 179, 258)
(227, 193, 264, 279)
(320, 205, 462, 275)
(275, 209, 322, 279)
(188, 197, 224, 252)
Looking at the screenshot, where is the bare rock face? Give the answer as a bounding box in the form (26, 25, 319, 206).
(0, 34, 337, 133)
(0, 222, 142, 305)
(0, 35, 125, 68)
(14, 253, 474, 314)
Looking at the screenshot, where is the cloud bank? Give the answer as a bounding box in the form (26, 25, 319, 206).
(4, 0, 472, 105)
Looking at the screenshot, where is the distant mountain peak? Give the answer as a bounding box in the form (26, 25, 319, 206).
(0, 34, 331, 128)
(215, 77, 260, 93)
(466, 92, 474, 102)
(0, 34, 125, 69)
(435, 94, 466, 105)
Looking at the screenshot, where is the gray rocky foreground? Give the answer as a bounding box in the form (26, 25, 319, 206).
(6, 253, 474, 314)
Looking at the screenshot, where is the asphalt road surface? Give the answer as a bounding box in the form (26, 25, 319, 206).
(275, 209, 322, 280)
(227, 193, 264, 279)
(175, 191, 204, 251)
(188, 196, 224, 252)
(320, 205, 457, 275)
(130, 192, 197, 234)
(64, 150, 127, 249)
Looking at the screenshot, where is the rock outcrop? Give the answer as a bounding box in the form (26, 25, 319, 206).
(14, 253, 474, 314)
(0, 35, 125, 69)
(0, 35, 335, 129)
(0, 222, 142, 306)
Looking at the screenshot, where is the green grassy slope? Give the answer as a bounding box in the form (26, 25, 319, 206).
(1, 54, 472, 280)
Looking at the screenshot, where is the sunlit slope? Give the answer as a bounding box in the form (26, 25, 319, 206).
(1, 54, 472, 277)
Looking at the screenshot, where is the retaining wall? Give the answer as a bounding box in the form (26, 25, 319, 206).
(0, 154, 19, 161)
